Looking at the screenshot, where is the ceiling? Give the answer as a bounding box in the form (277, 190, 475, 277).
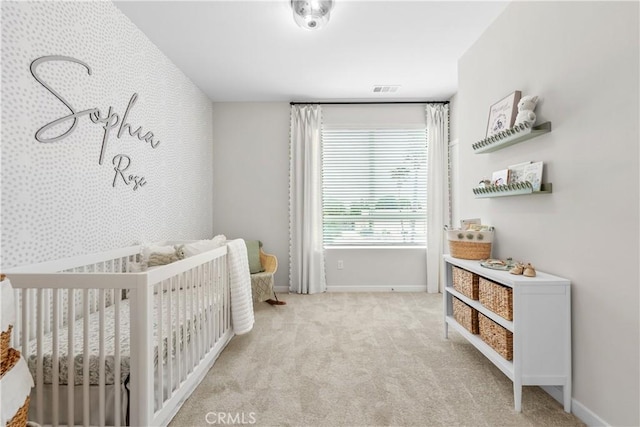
(115, 0, 509, 102)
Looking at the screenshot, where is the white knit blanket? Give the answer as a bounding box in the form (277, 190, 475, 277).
(226, 239, 254, 335)
(0, 354, 33, 425)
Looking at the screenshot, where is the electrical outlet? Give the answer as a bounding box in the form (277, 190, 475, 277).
(337, 260, 344, 270)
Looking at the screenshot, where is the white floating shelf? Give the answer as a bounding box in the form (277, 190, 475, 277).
(473, 122, 552, 153)
(473, 182, 552, 198)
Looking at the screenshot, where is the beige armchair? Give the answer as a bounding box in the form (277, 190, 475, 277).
(251, 248, 285, 305)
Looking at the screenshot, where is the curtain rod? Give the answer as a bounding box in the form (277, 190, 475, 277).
(289, 101, 449, 105)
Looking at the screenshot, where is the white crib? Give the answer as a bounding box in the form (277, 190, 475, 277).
(5, 243, 234, 427)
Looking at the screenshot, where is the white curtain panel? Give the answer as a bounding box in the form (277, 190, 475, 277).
(425, 103, 450, 293)
(289, 104, 327, 294)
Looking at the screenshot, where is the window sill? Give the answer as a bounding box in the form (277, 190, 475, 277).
(325, 246, 426, 250)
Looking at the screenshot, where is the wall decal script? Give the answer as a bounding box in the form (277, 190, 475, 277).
(30, 55, 161, 191)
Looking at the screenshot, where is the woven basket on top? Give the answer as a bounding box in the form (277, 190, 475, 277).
(479, 277, 513, 320)
(1, 346, 20, 380)
(449, 241, 492, 260)
(447, 230, 493, 260)
(479, 313, 513, 360)
(1, 324, 12, 370)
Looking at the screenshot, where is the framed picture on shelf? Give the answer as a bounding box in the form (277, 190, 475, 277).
(491, 169, 510, 186)
(508, 161, 532, 185)
(486, 91, 522, 137)
(523, 161, 544, 191)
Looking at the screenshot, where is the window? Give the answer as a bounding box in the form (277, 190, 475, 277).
(322, 127, 427, 246)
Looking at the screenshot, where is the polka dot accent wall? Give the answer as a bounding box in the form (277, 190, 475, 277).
(1, 2, 214, 269)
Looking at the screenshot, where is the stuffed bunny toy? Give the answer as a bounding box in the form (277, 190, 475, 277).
(514, 95, 539, 127)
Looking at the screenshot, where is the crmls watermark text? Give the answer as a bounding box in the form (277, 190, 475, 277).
(205, 412, 257, 425)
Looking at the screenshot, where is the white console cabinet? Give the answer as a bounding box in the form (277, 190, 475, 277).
(443, 255, 571, 412)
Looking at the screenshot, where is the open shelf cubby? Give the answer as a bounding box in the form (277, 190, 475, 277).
(473, 122, 552, 153)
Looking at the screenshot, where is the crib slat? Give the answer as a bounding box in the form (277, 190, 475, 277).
(194, 267, 199, 360)
(193, 267, 198, 366)
(167, 276, 173, 398)
(36, 289, 44, 425)
(204, 263, 210, 351)
(225, 257, 230, 332)
(52, 289, 60, 427)
(176, 273, 182, 384)
(83, 289, 90, 427)
(157, 280, 164, 409)
(21, 289, 28, 362)
(68, 289, 75, 427)
(200, 265, 205, 358)
(44, 290, 51, 337)
(182, 270, 189, 376)
(198, 266, 203, 358)
(190, 268, 196, 370)
(99, 289, 106, 427)
(114, 294, 121, 427)
(215, 259, 219, 342)
(224, 256, 228, 337)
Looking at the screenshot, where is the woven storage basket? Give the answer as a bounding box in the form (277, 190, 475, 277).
(452, 267, 479, 300)
(1, 324, 12, 369)
(479, 313, 513, 360)
(479, 277, 513, 321)
(7, 395, 30, 427)
(1, 346, 20, 380)
(447, 230, 493, 260)
(452, 297, 479, 334)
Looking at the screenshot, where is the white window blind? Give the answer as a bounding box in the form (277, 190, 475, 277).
(322, 128, 427, 246)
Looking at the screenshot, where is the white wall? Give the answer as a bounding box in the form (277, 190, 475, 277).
(455, 2, 639, 425)
(211, 103, 430, 291)
(211, 103, 290, 288)
(1, 2, 214, 269)
(324, 248, 426, 292)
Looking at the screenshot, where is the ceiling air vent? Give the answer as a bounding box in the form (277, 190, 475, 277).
(372, 85, 400, 93)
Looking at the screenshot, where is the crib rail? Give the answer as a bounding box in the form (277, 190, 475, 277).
(5, 244, 232, 427)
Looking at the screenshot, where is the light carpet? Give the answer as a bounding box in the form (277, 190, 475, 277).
(169, 292, 583, 426)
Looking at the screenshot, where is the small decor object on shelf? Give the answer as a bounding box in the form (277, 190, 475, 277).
(481, 258, 515, 271)
(508, 262, 536, 277)
(523, 263, 537, 277)
(486, 91, 521, 137)
(514, 95, 539, 127)
(491, 169, 510, 186)
(508, 161, 532, 185)
(523, 161, 544, 191)
(509, 263, 525, 275)
(478, 179, 491, 188)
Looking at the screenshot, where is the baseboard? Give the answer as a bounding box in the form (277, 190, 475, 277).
(326, 285, 427, 292)
(541, 386, 610, 427)
(275, 285, 427, 292)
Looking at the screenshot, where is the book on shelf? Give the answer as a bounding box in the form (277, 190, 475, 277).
(491, 169, 510, 186)
(508, 161, 532, 185)
(523, 161, 543, 191)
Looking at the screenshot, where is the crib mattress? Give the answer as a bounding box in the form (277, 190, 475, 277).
(27, 287, 222, 386)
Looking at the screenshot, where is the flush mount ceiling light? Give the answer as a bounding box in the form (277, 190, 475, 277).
(291, 0, 334, 30)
